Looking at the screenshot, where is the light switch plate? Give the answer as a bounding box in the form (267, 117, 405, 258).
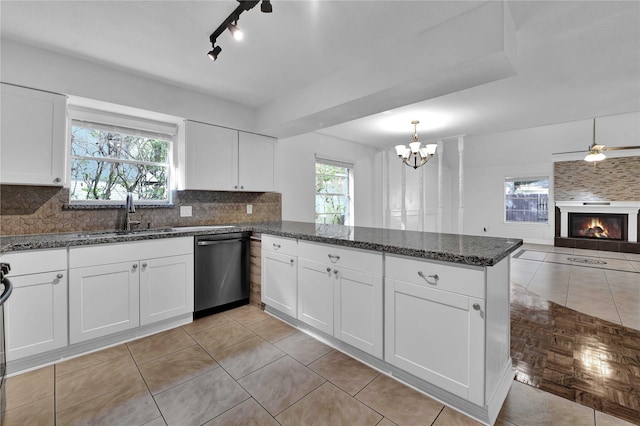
(180, 206, 192, 217)
(247, 204, 253, 214)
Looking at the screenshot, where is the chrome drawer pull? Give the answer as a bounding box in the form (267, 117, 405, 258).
(326, 267, 332, 273)
(56, 273, 64, 279)
(328, 254, 340, 263)
(417, 271, 439, 285)
(273, 243, 281, 250)
(290, 259, 295, 265)
(473, 303, 481, 311)
(333, 269, 339, 275)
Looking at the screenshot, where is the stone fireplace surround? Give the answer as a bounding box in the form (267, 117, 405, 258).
(555, 201, 640, 253)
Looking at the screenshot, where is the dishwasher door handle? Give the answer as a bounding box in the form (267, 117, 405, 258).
(197, 239, 243, 246)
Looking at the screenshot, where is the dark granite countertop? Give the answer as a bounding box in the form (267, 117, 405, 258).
(0, 221, 522, 267)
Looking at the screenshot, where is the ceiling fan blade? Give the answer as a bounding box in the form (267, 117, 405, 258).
(601, 146, 640, 151)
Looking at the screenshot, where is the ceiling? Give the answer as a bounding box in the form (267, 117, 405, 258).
(1, 1, 639, 149)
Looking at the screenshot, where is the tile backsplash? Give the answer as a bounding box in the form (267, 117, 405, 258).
(0, 185, 281, 236)
(554, 156, 640, 201)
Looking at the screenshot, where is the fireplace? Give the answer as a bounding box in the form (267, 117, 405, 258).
(568, 213, 627, 241)
(555, 201, 640, 252)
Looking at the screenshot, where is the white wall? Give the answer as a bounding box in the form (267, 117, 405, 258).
(277, 133, 382, 228)
(1, 39, 255, 132)
(461, 111, 640, 244)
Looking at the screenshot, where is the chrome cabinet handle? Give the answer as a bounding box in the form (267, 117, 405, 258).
(290, 259, 294, 265)
(56, 273, 64, 279)
(273, 243, 281, 250)
(142, 262, 148, 268)
(326, 267, 331, 273)
(328, 254, 340, 262)
(333, 269, 339, 275)
(473, 303, 481, 311)
(132, 264, 138, 269)
(417, 271, 439, 285)
(53, 177, 61, 183)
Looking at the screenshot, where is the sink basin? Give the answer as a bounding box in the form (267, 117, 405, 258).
(168, 225, 236, 232)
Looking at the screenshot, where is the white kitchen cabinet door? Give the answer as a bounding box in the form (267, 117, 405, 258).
(385, 279, 485, 405)
(4, 271, 67, 361)
(334, 268, 383, 358)
(69, 262, 140, 344)
(297, 258, 334, 335)
(139, 254, 194, 326)
(0, 84, 66, 186)
(184, 120, 238, 191)
(238, 131, 276, 191)
(262, 250, 297, 317)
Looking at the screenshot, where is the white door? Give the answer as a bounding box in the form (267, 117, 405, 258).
(69, 262, 140, 344)
(334, 268, 383, 357)
(297, 259, 334, 335)
(185, 121, 238, 190)
(4, 271, 67, 360)
(385, 279, 485, 405)
(0, 84, 66, 186)
(262, 250, 297, 317)
(139, 255, 194, 325)
(238, 132, 276, 191)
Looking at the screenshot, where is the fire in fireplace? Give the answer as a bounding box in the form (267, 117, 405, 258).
(568, 213, 627, 241)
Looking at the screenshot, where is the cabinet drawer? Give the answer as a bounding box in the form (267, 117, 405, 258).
(1, 248, 67, 275)
(70, 237, 193, 268)
(386, 255, 485, 299)
(262, 234, 297, 257)
(298, 241, 382, 276)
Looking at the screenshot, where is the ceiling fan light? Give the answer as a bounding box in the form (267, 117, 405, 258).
(584, 152, 606, 162)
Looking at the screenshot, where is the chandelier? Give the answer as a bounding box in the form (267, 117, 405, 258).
(395, 120, 438, 169)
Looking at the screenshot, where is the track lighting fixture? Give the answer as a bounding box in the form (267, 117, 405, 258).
(227, 20, 244, 41)
(207, 0, 272, 62)
(261, 0, 272, 13)
(207, 45, 222, 61)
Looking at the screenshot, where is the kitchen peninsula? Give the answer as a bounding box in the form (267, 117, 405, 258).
(0, 221, 521, 425)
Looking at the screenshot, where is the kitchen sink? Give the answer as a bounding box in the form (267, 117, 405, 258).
(167, 225, 236, 232)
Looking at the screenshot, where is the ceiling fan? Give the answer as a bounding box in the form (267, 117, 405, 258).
(583, 118, 640, 162)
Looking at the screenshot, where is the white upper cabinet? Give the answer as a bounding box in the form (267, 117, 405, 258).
(184, 120, 238, 191)
(0, 84, 67, 186)
(238, 131, 276, 192)
(183, 120, 276, 192)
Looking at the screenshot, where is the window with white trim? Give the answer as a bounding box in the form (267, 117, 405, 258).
(69, 110, 175, 204)
(505, 177, 549, 223)
(315, 158, 354, 226)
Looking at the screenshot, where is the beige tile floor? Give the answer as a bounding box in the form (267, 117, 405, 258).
(4, 302, 636, 426)
(511, 244, 640, 329)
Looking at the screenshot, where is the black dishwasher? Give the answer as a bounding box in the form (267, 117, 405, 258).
(194, 232, 250, 318)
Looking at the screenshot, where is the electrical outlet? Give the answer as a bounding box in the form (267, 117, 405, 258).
(180, 206, 192, 217)
(247, 204, 253, 215)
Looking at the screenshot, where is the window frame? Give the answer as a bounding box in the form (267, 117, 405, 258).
(67, 107, 176, 206)
(504, 176, 550, 224)
(315, 157, 354, 226)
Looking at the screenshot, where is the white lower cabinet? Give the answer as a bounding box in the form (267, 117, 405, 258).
(261, 235, 298, 317)
(385, 254, 486, 406)
(69, 261, 140, 343)
(140, 254, 194, 325)
(296, 241, 383, 357)
(0, 249, 68, 361)
(297, 258, 335, 334)
(69, 238, 194, 344)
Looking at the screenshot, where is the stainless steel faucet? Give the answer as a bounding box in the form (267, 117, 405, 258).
(124, 192, 141, 231)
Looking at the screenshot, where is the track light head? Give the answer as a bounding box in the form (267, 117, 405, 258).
(260, 0, 272, 13)
(207, 45, 222, 61)
(227, 21, 244, 41)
